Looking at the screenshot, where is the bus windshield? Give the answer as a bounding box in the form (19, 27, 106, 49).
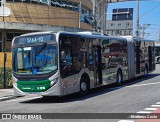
(12, 44, 58, 75)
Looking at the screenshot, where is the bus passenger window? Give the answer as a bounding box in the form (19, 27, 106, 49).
(60, 35, 78, 78)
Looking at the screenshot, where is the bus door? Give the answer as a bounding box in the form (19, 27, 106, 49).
(135, 45, 141, 74)
(93, 45, 102, 85)
(148, 46, 153, 71)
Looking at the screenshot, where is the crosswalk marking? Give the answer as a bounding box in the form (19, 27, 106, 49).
(156, 102, 160, 104)
(118, 120, 135, 122)
(144, 108, 158, 111)
(151, 105, 160, 107)
(136, 111, 152, 114)
(118, 102, 160, 122)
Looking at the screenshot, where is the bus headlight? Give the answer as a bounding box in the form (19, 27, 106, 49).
(50, 79, 58, 87)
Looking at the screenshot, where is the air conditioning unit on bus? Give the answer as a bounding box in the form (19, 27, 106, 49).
(78, 31, 106, 36)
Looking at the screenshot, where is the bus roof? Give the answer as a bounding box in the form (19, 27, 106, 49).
(121, 36, 155, 42)
(82, 34, 126, 41)
(13, 31, 127, 42)
(78, 31, 104, 36)
(19, 31, 55, 37)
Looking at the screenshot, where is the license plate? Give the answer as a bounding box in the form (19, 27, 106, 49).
(29, 92, 37, 95)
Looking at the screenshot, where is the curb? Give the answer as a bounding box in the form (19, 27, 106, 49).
(0, 95, 16, 102)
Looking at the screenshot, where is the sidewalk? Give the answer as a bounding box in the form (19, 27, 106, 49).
(0, 88, 16, 101)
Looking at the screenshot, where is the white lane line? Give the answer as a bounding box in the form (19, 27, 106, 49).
(151, 105, 160, 107)
(125, 82, 160, 88)
(118, 120, 135, 122)
(156, 102, 160, 104)
(4, 96, 42, 103)
(136, 111, 152, 114)
(109, 82, 160, 90)
(144, 108, 158, 111)
(0, 96, 9, 99)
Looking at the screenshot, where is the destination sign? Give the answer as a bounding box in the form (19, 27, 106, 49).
(14, 34, 55, 45)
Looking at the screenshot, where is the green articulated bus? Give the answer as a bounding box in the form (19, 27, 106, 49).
(12, 31, 155, 97)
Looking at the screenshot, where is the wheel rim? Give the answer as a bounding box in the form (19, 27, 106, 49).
(117, 73, 122, 84)
(81, 82, 87, 91)
(144, 68, 147, 76)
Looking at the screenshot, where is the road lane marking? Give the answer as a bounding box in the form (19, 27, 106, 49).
(125, 82, 160, 88)
(156, 102, 160, 104)
(109, 81, 160, 90)
(118, 120, 135, 122)
(151, 105, 160, 107)
(144, 108, 158, 111)
(4, 96, 42, 103)
(118, 102, 160, 122)
(136, 111, 152, 114)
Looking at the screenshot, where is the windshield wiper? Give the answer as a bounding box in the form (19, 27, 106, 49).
(35, 43, 47, 56)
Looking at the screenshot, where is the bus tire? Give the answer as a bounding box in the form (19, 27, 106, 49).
(116, 70, 123, 86)
(157, 57, 160, 63)
(79, 78, 89, 96)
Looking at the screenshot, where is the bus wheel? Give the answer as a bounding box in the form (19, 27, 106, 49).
(157, 57, 160, 63)
(116, 70, 123, 86)
(79, 78, 89, 96)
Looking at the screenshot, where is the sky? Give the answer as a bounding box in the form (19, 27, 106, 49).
(107, 0, 160, 41)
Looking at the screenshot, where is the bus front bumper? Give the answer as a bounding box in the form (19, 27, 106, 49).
(13, 82, 61, 97)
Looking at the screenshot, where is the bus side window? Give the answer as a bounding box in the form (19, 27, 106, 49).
(60, 35, 78, 78)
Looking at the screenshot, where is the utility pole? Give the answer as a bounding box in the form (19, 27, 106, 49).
(136, 0, 139, 37)
(141, 24, 150, 39)
(93, 0, 107, 32)
(1, 0, 6, 51)
(78, 1, 81, 28)
(142, 25, 144, 39)
(93, 0, 97, 32)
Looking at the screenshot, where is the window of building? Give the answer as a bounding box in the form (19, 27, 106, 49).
(111, 31, 113, 35)
(6, 32, 14, 41)
(8, 0, 92, 25)
(124, 31, 126, 35)
(119, 31, 122, 35)
(129, 31, 132, 35)
(116, 30, 119, 35)
(118, 23, 121, 26)
(0, 42, 2, 52)
(82, 9, 85, 14)
(6, 32, 23, 42)
(111, 23, 114, 26)
(126, 22, 129, 26)
(14, 33, 22, 37)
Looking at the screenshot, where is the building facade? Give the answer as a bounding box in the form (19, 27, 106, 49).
(106, 8, 133, 37)
(106, 20, 133, 36)
(0, 0, 97, 51)
(0, 0, 135, 52)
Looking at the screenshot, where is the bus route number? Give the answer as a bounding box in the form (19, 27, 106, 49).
(27, 37, 44, 43)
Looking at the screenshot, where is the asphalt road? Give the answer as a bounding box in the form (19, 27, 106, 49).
(1, 65, 160, 122)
